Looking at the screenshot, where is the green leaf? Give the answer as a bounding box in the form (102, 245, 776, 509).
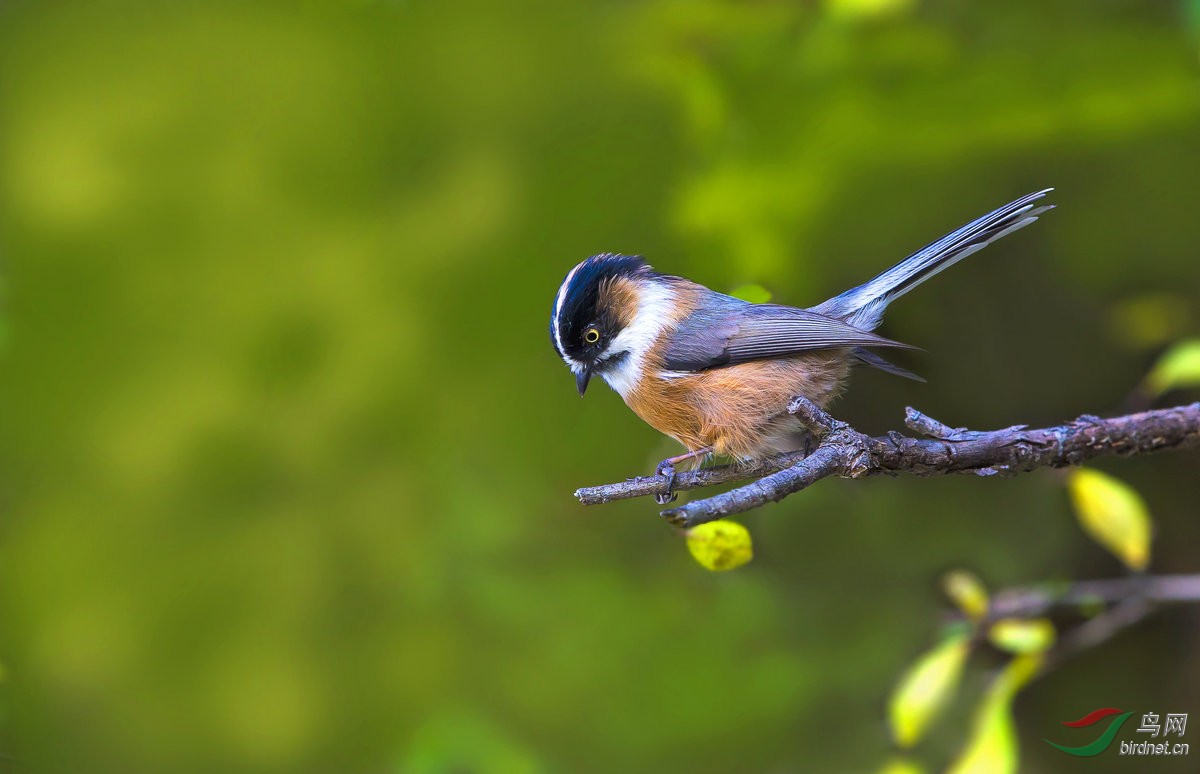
(942, 570, 989, 623)
(826, 0, 915, 22)
(1067, 468, 1153, 571)
(876, 757, 926, 774)
(1077, 593, 1107, 619)
(1143, 338, 1200, 397)
(888, 631, 972, 748)
(987, 618, 1056, 655)
(1189, 0, 1200, 42)
(947, 655, 1042, 774)
(1108, 293, 1189, 349)
(685, 520, 753, 571)
(728, 283, 772, 304)
(402, 709, 542, 774)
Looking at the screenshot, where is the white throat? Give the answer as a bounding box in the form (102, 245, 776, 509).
(599, 280, 676, 399)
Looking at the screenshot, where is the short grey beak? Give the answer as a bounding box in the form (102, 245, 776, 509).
(576, 367, 591, 396)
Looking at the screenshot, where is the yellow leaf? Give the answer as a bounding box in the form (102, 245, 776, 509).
(1067, 468, 1153, 571)
(987, 618, 1056, 655)
(947, 655, 1042, 774)
(728, 283, 772, 304)
(1144, 338, 1200, 396)
(685, 520, 753, 571)
(943, 570, 989, 622)
(889, 632, 971, 748)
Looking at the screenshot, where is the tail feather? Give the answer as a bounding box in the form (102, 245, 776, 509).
(812, 189, 1053, 330)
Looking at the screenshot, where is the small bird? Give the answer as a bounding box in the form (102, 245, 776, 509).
(550, 189, 1053, 501)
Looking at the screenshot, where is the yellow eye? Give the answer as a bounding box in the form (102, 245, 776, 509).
(584, 328, 600, 344)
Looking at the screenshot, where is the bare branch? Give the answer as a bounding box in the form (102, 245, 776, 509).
(573, 401, 1200, 528)
(963, 574, 1200, 675)
(984, 574, 1200, 619)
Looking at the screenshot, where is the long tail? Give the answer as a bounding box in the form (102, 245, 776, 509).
(812, 188, 1054, 331)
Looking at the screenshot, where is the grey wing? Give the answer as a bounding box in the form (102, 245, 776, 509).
(662, 295, 914, 372)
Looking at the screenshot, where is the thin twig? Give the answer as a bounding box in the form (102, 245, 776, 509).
(970, 575, 1200, 676)
(1045, 596, 1156, 670)
(573, 401, 1200, 528)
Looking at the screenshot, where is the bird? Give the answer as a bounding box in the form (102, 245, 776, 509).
(550, 189, 1054, 502)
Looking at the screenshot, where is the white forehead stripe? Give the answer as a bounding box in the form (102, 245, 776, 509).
(552, 259, 586, 355)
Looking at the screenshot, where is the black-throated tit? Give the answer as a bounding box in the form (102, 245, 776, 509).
(550, 189, 1053, 498)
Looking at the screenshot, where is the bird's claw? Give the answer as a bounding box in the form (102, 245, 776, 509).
(654, 460, 678, 505)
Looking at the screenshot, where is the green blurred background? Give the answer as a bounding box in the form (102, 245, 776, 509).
(1, 1, 1198, 772)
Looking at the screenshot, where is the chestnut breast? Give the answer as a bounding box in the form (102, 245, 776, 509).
(625, 349, 851, 459)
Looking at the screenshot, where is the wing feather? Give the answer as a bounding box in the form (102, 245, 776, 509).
(662, 298, 913, 372)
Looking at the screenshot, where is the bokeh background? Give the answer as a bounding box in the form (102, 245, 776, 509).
(1, 1, 1199, 772)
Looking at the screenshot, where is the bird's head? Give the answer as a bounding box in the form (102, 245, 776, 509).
(549, 253, 671, 396)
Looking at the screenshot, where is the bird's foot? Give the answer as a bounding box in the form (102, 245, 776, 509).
(654, 459, 678, 505)
(651, 447, 713, 506)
